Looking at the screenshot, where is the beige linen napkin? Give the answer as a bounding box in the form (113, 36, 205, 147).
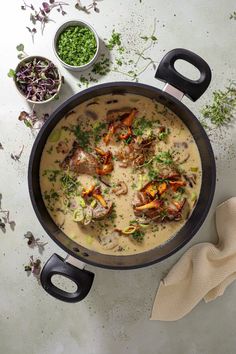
(151, 197, 236, 321)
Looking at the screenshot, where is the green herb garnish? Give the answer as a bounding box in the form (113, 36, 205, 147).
(201, 82, 236, 126)
(60, 172, 81, 196)
(158, 128, 170, 141)
(155, 151, 173, 165)
(132, 230, 145, 242)
(74, 126, 91, 149)
(229, 11, 236, 20)
(43, 169, 61, 182)
(107, 30, 122, 50)
(133, 117, 153, 136)
(57, 25, 97, 67)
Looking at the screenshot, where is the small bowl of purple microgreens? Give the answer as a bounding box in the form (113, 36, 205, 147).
(14, 56, 62, 104)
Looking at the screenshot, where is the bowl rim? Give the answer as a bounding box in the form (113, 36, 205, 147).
(14, 55, 62, 105)
(53, 19, 100, 70)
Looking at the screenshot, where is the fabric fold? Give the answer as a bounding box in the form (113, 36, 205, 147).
(151, 197, 236, 321)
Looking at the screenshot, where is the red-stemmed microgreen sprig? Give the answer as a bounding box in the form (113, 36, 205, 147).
(21, 0, 68, 41)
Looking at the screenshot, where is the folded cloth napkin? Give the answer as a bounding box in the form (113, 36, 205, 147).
(151, 197, 236, 321)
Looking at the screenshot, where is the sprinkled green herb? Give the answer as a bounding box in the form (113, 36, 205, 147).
(131, 182, 137, 189)
(57, 25, 97, 67)
(148, 168, 158, 180)
(107, 30, 122, 50)
(229, 11, 236, 20)
(133, 117, 153, 136)
(92, 56, 110, 76)
(132, 230, 145, 242)
(108, 207, 117, 223)
(74, 125, 91, 149)
(93, 122, 107, 142)
(116, 58, 123, 66)
(43, 169, 61, 182)
(155, 151, 173, 165)
(201, 82, 236, 126)
(60, 172, 81, 196)
(158, 128, 170, 141)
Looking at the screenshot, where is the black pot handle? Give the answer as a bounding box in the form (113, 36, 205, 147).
(155, 48, 212, 101)
(40, 254, 94, 303)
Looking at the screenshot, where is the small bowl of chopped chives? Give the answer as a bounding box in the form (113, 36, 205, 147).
(13, 56, 62, 104)
(53, 20, 100, 71)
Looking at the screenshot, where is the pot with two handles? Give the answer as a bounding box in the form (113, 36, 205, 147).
(28, 48, 216, 302)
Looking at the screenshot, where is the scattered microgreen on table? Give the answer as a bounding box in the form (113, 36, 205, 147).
(201, 82, 236, 126)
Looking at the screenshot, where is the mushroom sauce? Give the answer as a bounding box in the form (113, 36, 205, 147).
(40, 94, 202, 255)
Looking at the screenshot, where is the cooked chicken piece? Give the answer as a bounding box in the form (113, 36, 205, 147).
(112, 181, 128, 196)
(115, 136, 155, 167)
(60, 142, 98, 175)
(92, 200, 113, 220)
(106, 107, 133, 122)
(166, 198, 186, 221)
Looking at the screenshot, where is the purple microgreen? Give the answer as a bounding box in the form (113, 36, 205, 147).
(10, 145, 24, 162)
(24, 231, 48, 254)
(0, 194, 16, 232)
(24, 256, 41, 277)
(75, 0, 101, 13)
(15, 57, 60, 102)
(21, 1, 68, 40)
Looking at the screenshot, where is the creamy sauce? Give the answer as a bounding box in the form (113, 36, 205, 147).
(40, 94, 202, 255)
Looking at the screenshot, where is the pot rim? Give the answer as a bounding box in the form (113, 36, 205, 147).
(28, 81, 216, 269)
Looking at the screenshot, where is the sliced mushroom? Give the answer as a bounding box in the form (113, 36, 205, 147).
(173, 151, 190, 164)
(85, 110, 98, 120)
(183, 173, 197, 188)
(112, 181, 128, 196)
(61, 142, 98, 175)
(106, 107, 132, 122)
(173, 142, 188, 149)
(99, 230, 120, 250)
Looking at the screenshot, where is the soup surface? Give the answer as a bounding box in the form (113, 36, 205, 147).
(40, 93, 202, 255)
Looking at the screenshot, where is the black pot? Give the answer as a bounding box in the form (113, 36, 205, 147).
(28, 48, 216, 302)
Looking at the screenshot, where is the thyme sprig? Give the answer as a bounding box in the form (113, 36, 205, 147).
(201, 82, 236, 126)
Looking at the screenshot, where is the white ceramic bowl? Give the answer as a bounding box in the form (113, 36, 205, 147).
(53, 20, 100, 72)
(14, 55, 62, 105)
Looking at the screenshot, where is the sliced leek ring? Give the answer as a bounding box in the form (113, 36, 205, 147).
(73, 207, 84, 222)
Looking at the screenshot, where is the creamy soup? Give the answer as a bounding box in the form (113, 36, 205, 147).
(40, 94, 201, 255)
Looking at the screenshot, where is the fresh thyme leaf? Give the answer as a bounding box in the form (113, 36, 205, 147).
(158, 128, 170, 141)
(133, 117, 153, 136)
(74, 125, 91, 149)
(131, 229, 145, 242)
(201, 82, 236, 126)
(16, 43, 24, 52)
(107, 30, 122, 50)
(60, 172, 81, 196)
(7, 69, 15, 78)
(155, 151, 173, 165)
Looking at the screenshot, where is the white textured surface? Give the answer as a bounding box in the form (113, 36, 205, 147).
(0, 1, 236, 353)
